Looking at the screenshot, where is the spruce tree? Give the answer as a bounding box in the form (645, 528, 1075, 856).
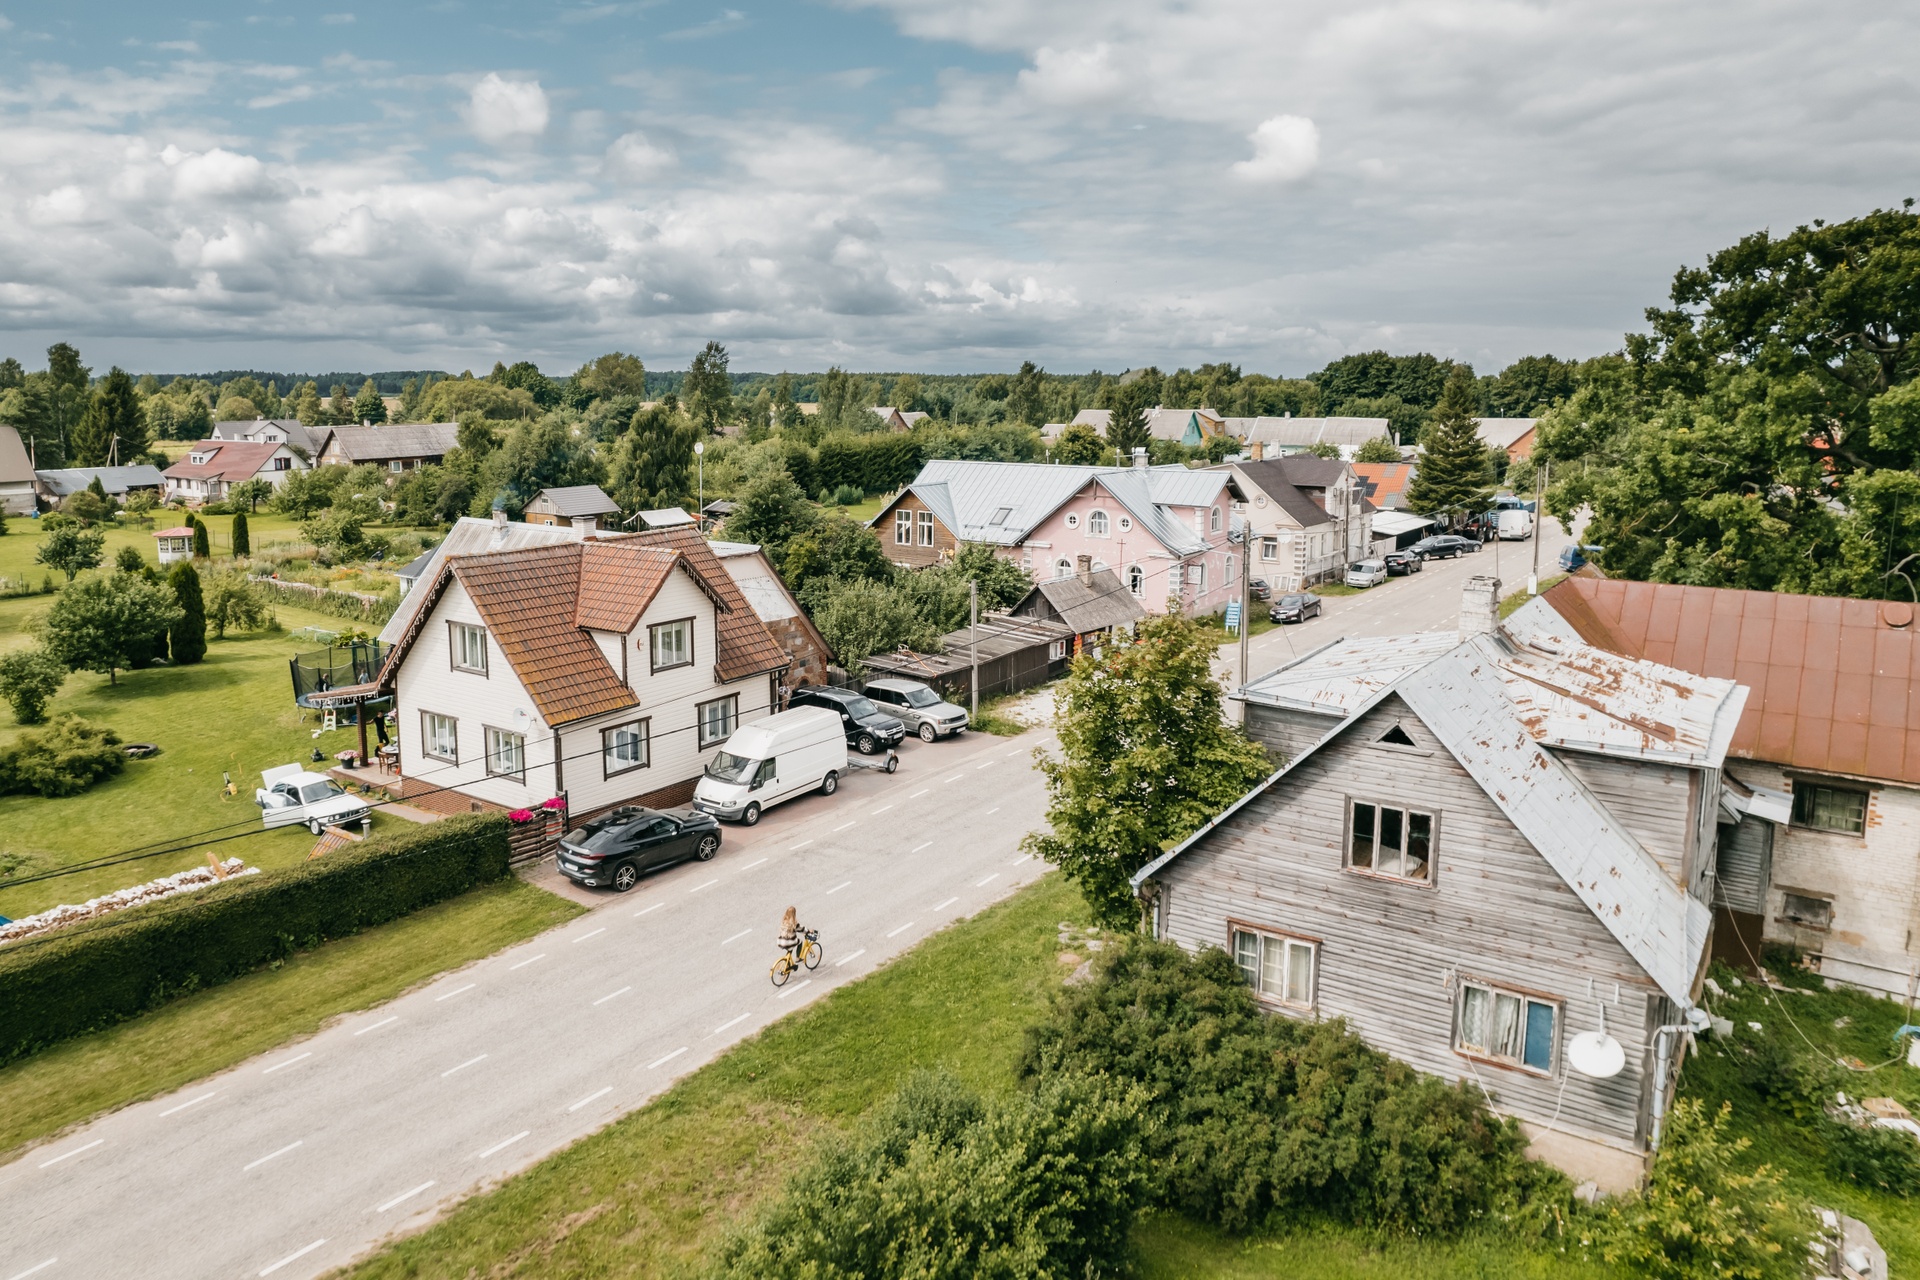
(191, 516, 211, 559)
(231, 510, 250, 557)
(1405, 366, 1495, 524)
(1106, 383, 1152, 461)
(167, 562, 208, 664)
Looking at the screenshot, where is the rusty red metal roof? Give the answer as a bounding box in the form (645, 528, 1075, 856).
(1541, 577, 1920, 785)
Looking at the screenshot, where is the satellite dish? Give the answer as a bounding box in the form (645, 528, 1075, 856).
(1568, 1031, 1626, 1079)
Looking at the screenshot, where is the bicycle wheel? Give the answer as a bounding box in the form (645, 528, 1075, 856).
(770, 956, 793, 987)
(803, 940, 823, 970)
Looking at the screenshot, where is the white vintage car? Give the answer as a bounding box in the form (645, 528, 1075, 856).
(256, 764, 373, 834)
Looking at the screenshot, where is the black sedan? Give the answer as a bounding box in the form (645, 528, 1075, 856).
(1383, 550, 1424, 576)
(1411, 534, 1481, 560)
(1269, 592, 1323, 623)
(556, 806, 721, 892)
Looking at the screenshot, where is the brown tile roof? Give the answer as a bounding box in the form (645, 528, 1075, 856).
(1541, 577, 1920, 786)
(454, 544, 638, 726)
(162, 440, 287, 482)
(1352, 462, 1415, 510)
(622, 525, 792, 682)
(378, 527, 791, 727)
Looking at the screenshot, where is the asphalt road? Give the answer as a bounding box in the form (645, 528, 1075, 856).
(1219, 518, 1577, 687)
(0, 727, 1056, 1280)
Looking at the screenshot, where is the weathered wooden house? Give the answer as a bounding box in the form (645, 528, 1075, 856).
(1008, 555, 1145, 655)
(1134, 578, 1747, 1191)
(860, 614, 1073, 704)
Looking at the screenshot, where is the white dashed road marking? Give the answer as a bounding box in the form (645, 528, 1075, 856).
(977, 873, 1000, 887)
(441, 1054, 487, 1079)
(592, 986, 632, 1006)
(262, 1052, 311, 1075)
(38, 1140, 103, 1169)
(509, 954, 546, 971)
(243, 1140, 302, 1172)
(434, 984, 476, 1002)
(834, 949, 867, 967)
(354, 1016, 398, 1036)
(932, 897, 958, 911)
(710, 1012, 750, 1036)
(886, 921, 916, 938)
(159, 1090, 218, 1118)
(6, 1258, 57, 1280)
(721, 928, 752, 946)
(372, 1181, 435, 1213)
(911, 842, 932, 853)
(826, 880, 852, 894)
(258, 1240, 326, 1276)
(573, 928, 606, 944)
(647, 1047, 688, 1069)
(473, 1131, 528, 1160)
(566, 1087, 612, 1113)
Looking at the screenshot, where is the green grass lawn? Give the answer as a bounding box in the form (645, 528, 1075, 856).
(0, 877, 582, 1160)
(0, 580, 412, 918)
(0, 510, 316, 587)
(342, 874, 1629, 1280)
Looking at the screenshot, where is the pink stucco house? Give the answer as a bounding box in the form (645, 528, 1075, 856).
(870, 457, 1246, 615)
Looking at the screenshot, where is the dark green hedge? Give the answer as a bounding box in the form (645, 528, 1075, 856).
(0, 812, 510, 1065)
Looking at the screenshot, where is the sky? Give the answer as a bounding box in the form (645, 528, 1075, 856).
(0, 0, 1914, 378)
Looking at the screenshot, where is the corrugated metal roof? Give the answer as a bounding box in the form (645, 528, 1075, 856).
(1539, 577, 1920, 785)
(1161, 618, 1745, 1006)
(35, 465, 166, 496)
(377, 517, 581, 646)
(532, 484, 620, 518)
(321, 423, 459, 461)
(891, 459, 1232, 557)
(1233, 416, 1389, 448)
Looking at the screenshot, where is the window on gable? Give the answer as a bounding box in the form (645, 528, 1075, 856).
(1457, 982, 1557, 1073)
(1790, 782, 1867, 835)
(1348, 800, 1433, 883)
(450, 622, 488, 675)
(650, 618, 693, 672)
(1232, 928, 1316, 1009)
(1088, 510, 1109, 537)
(918, 511, 935, 546)
(1379, 724, 1416, 747)
(895, 509, 913, 545)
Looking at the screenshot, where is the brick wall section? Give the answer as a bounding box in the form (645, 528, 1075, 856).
(396, 778, 508, 816)
(1729, 762, 1920, 994)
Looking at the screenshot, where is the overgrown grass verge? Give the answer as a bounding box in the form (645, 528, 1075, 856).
(343, 874, 1092, 1279)
(971, 690, 1031, 736)
(1133, 1215, 1622, 1279)
(1680, 962, 1920, 1276)
(0, 877, 581, 1160)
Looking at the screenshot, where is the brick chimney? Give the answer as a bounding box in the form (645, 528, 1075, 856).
(1076, 554, 1093, 587)
(1131, 447, 1149, 469)
(1250, 440, 1265, 461)
(1460, 575, 1502, 637)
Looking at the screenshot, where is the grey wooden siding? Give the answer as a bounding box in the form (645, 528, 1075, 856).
(1158, 692, 1659, 1148)
(1243, 703, 1340, 764)
(1715, 815, 1772, 915)
(1555, 750, 1694, 891)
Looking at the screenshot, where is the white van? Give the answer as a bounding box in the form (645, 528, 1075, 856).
(691, 707, 848, 826)
(1497, 508, 1534, 541)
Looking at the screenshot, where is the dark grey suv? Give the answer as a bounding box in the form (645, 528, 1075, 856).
(557, 806, 721, 892)
(787, 685, 908, 754)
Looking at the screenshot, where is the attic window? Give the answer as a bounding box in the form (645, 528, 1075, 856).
(988, 506, 1013, 526)
(1378, 725, 1416, 747)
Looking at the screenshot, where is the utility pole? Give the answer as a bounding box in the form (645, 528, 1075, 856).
(969, 579, 980, 719)
(1529, 458, 1548, 595)
(1238, 525, 1251, 692)
(694, 439, 705, 527)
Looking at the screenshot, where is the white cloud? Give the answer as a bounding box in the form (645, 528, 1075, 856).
(465, 73, 550, 145)
(1230, 114, 1318, 183)
(604, 131, 676, 180)
(1017, 43, 1125, 107)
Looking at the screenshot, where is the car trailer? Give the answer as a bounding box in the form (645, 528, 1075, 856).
(847, 748, 901, 775)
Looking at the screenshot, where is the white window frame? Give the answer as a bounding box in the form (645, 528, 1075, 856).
(1187, 563, 1206, 589)
(602, 719, 650, 778)
(1118, 515, 1133, 533)
(1088, 510, 1109, 537)
(421, 711, 458, 763)
(1261, 537, 1278, 562)
(895, 509, 913, 545)
(1230, 925, 1317, 1010)
(918, 510, 935, 546)
(1347, 799, 1436, 884)
(1210, 506, 1222, 532)
(450, 622, 488, 675)
(697, 694, 739, 748)
(1456, 980, 1558, 1075)
(649, 618, 693, 672)
(1049, 639, 1068, 661)
(1127, 565, 1144, 596)
(1064, 512, 1081, 530)
(484, 726, 525, 781)
(1055, 558, 1072, 578)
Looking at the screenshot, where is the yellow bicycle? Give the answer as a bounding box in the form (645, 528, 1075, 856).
(771, 928, 822, 986)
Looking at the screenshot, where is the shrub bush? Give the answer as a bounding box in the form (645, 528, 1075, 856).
(0, 812, 511, 1063)
(1017, 937, 1568, 1236)
(0, 715, 124, 796)
(0, 646, 67, 724)
(1824, 1115, 1920, 1195)
(713, 1069, 1151, 1280)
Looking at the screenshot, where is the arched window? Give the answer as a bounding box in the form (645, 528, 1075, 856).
(1088, 510, 1109, 537)
(1210, 506, 1222, 532)
(1127, 565, 1145, 596)
(1056, 558, 1073, 578)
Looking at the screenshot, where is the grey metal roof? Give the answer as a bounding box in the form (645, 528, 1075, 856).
(0, 425, 33, 483)
(34, 465, 166, 496)
(531, 484, 620, 518)
(1015, 569, 1146, 634)
(322, 423, 458, 462)
(211, 419, 322, 454)
(1145, 617, 1747, 1007)
(885, 459, 1233, 556)
(1227, 458, 1338, 529)
(1232, 416, 1389, 449)
(395, 548, 436, 582)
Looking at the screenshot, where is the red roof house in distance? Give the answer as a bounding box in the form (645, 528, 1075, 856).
(162, 439, 307, 503)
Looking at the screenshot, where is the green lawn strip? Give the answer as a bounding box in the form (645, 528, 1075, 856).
(343, 873, 1093, 1280)
(0, 598, 406, 918)
(971, 690, 1032, 736)
(0, 877, 581, 1160)
(1499, 574, 1569, 618)
(1680, 973, 1920, 1276)
(1133, 1215, 1624, 1280)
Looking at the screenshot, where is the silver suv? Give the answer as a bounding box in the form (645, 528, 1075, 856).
(862, 677, 970, 742)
